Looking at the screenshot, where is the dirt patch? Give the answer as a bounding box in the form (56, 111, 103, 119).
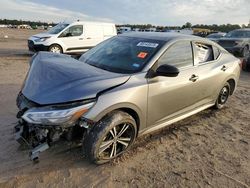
(0, 28, 249, 188)
(0, 28, 37, 57)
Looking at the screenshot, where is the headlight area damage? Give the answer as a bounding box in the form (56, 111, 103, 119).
(15, 93, 96, 161)
(14, 52, 130, 162)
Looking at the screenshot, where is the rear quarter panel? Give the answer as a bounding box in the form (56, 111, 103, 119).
(213, 51, 241, 99)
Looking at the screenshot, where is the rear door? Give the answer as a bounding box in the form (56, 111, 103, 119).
(192, 41, 229, 102)
(83, 24, 104, 48)
(103, 25, 116, 40)
(147, 40, 205, 127)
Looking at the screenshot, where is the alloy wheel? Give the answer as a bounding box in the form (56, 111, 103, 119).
(98, 123, 135, 159)
(50, 46, 61, 53)
(219, 86, 229, 105)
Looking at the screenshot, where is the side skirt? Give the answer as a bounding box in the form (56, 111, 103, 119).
(138, 103, 214, 136)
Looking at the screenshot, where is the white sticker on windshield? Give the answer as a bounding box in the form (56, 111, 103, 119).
(137, 42, 159, 48)
(132, 63, 140, 68)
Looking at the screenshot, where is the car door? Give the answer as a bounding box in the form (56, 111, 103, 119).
(147, 40, 205, 127)
(192, 41, 230, 102)
(58, 25, 84, 51)
(83, 24, 104, 49)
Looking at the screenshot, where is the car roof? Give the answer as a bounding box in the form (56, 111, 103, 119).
(120, 32, 199, 42)
(69, 21, 115, 25)
(120, 32, 226, 51)
(233, 28, 250, 31)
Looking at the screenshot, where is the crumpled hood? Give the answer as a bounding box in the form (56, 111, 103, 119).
(22, 52, 130, 105)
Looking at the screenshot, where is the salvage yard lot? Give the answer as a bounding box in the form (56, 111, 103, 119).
(0, 28, 249, 188)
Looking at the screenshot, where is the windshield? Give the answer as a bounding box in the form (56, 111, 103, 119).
(47, 23, 69, 34)
(225, 30, 250, 38)
(79, 36, 165, 74)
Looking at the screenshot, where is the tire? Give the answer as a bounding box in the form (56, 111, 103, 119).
(83, 111, 137, 164)
(214, 82, 230, 109)
(246, 57, 250, 71)
(49, 44, 62, 53)
(241, 46, 249, 58)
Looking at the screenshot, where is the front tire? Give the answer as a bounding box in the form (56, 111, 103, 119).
(214, 82, 230, 109)
(49, 44, 62, 53)
(83, 111, 137, 164)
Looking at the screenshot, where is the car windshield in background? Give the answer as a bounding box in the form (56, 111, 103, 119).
(79, 36, 165, 74)
(225, 30, 250, 38)
(207, 34, 223, 38)
(47, 23, 69, 34)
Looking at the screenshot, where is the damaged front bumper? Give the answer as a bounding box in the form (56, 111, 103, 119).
(15, 117, 94, 161)
(15, 119, 60, 161)
(15, 93, 96, 162)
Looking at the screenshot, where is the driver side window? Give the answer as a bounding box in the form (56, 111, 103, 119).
(59, 25, 83, 37)
(158, 41, 193, 68)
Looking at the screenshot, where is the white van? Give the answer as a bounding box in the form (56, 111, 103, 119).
(28, 21, 117, 53)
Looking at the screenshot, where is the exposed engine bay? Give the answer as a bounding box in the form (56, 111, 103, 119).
(15, 93, 94, 161)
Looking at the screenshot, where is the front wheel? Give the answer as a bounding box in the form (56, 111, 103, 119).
(214, 82, 230, 109)
(83, 111, 137, 164)
(49, 44, 62, 53)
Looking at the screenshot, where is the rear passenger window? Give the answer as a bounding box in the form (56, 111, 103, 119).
(194, 42, 221, 64)
(194, 43, 213, 63)
(158, 41, 193, 68)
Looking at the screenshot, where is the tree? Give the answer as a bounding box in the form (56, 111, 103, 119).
(242, 24, 247, 28)
(182, 22, 192, 29)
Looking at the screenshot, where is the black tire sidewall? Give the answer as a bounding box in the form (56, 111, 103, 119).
(83, 111, 137, 164)
(246, 57, 250, 71)
(215, 82, 230, 109)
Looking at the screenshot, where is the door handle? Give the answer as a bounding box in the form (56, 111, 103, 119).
(221, 65, 227, 71)
(86, 37, 91, 39)
(79, 38, 83, 40)
(189, 74, 199, 82)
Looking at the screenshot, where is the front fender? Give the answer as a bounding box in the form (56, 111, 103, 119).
(83, 74, 148, 131)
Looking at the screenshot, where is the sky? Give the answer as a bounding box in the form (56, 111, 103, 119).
(1, 0, 250, 26)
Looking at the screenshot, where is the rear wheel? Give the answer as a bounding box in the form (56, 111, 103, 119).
(214, 82, 230, 109)
(49, 44, 62, 53)
(83, 111, 137, 164)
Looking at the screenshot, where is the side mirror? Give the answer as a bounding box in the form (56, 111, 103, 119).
(156, 64, 180, 77)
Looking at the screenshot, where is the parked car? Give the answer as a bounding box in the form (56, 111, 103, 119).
(217, 29, 250, 58)
(28, 21, 117, 53)
(117, 26, 132, 34)
(206, 32, 226, 42)
(16, 32, 241, 164)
